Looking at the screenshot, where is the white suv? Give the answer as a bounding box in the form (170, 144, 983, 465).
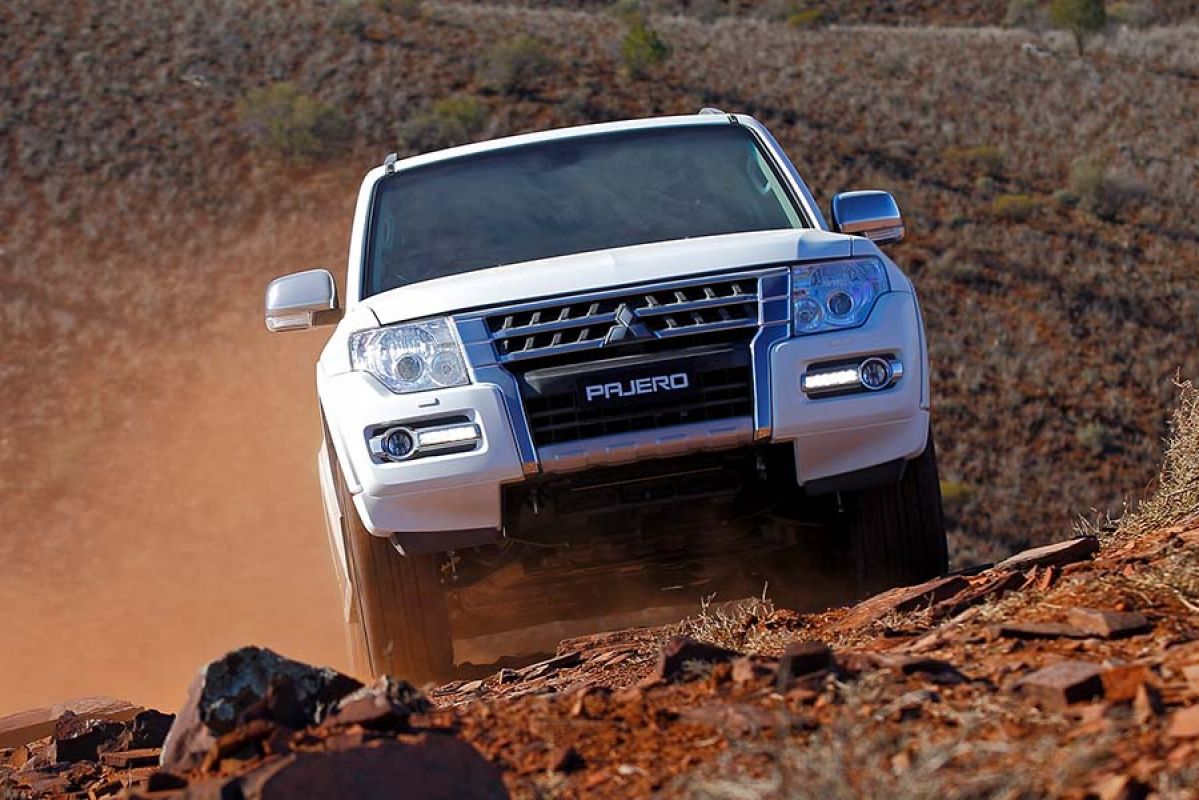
(266, 112, 947, 681)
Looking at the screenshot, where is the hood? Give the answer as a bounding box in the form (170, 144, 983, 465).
(362, 229, 855, 325)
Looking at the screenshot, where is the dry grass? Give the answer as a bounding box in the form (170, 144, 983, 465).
(670, 594, 805, 656)
(1083, 379, 1199, 544)
(672, 671, 1118, 800)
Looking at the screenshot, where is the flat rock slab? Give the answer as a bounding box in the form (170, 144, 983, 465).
(995, 622, 1092, 640)
(0, 697, 142, 750)
(1067, 608, 1152, 639)
(1016, 661, 1105, 708)
(995, 537, 1100, 572)
(839, 575, 970, 630)
(1166, 706, 1199, 739)
(99, 748, 161, 769)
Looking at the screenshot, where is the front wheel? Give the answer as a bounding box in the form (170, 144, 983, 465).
(334, 463, 454, 684)
(845, 428, 949, 595)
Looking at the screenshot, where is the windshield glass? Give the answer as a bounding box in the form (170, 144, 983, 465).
(364, 124, 805, 296)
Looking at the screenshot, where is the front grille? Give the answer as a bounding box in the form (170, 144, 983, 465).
(519, 345, 753, 447)
(483, 275, 760, 365)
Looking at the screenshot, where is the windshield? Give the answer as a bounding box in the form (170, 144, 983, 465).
(364, 124, 805, 296)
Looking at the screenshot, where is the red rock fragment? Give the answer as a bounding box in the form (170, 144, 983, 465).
(521, 651, 582, 681)
(839, 575, 970, 630)
(654, 637, 740, 682)
(933, 571, 1025, 619)
(1166, 705, 1199, 739)
(1183, 664, 1199, 695)
(99, 748, 161, 769)
(1100, 665, 1151, 703)
(994, 537, 1100, 572)
(1134, 684, 1165, 723)
(995, 622, 1090, 640)
(1067, 608, 1152, 639)
(1016, 661, 1105, 708)
(1092, 774, 1149, 800)
(145, 770, 189, 791)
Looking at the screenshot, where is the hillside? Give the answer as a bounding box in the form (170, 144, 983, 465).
(2, 0, 1198, 714)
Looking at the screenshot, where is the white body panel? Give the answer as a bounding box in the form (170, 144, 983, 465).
(310, 114, 932, 606)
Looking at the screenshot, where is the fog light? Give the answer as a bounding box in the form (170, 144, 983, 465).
(857, 357, 893, 391)
(381, 428, 416, 460)
(416, 424, 481, 450)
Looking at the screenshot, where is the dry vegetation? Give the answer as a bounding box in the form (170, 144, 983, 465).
(3, 0, 1199, 573)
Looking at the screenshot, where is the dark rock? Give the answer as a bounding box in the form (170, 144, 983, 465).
(547, 744, 585, 774)
(1066, 608, 1152, 639)
(118, 710, 176, 751)
(1016, 661, 1105, 708)
(146, 770, 189, 791)
(893, 656, 969, 685)
(520, 651, 583, 681)
(52, 712, 125, 763)
(655, 637, 740, 682)
(321, 676, 432, 731)
(994, 537, 1100, 572)
(776, 642, 834, 690)
(161, 647, 361, 771)
(230, 734, 507, 800)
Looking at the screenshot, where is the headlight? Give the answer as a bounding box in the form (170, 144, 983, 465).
(348, 318, 470, 394)
(791, 258, 889, 335)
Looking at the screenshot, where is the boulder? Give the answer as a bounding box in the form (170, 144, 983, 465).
(232, 734, 507, 800)
(161, 647, 361, 771)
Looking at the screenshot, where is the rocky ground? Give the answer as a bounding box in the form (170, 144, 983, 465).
(3, 519, 1197, 799)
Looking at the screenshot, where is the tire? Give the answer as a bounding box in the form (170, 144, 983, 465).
(334, 462, 454, 684)
(845, 428, 948, 595)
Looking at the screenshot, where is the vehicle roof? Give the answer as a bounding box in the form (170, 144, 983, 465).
(382, 112, 748, 175)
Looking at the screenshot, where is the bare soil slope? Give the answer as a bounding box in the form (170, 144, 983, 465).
(2, 0, 1198, 720)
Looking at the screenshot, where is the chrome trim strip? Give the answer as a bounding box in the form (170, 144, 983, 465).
(538, 417, 755, 474)
(452, 317, 541, 475)
(751, 270, 792, 440)
(491, 311, 619, 340)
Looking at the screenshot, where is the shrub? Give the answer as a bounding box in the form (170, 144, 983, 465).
(1049, 0, 1108, 55)
(944, 145, 1006, 176)
(401, 94, 488, 152)
(239, 82, 348, 160)
(1108, 1, 1156, 28)
(377, 0, 424, 19)
(1006, 0, 1050, 29)
(482, 35, 555, 96)
(787, 7, 827, 27)
(621, 15, 671, 78)
(992, 193, 1040, 221)
(1068, 157, 1147, 221)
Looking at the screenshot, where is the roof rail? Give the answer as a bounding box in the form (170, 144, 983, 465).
(697, 107, 726, 115)
(383, 152, 398, 175)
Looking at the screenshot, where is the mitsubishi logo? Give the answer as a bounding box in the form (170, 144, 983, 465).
(602, 303, 654, 346)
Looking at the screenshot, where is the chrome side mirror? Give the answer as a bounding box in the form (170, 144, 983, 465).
(830, 190, 905, 245)
(265, 269, 341, 332)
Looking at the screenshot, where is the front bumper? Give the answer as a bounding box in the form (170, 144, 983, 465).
(320, 290, 928, 540)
